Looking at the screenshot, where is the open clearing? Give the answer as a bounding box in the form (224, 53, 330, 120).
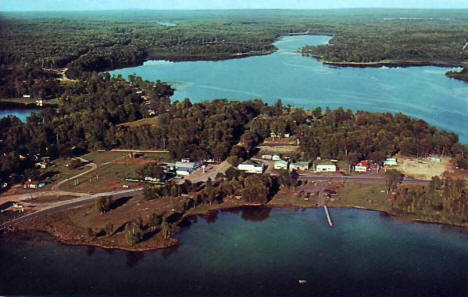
(118, 116, 160, 128)
(396, 156, 452, 180)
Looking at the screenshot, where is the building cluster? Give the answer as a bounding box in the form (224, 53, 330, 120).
(24, 179, 45, 189)
(237, 154, 404, 175)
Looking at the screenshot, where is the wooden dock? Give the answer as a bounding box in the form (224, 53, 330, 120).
(323, 205, 333, 227)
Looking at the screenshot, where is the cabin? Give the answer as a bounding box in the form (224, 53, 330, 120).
(315, 164, 337, 173)
(354, 160, 369, 173)
(274, 160, 289, 170)
(34, 162, 48, 169)
(175, 161, 199, 170)
(272, 154, 282, 161)
(24, 180, 45, 189)
(354, 165, 367, 173)
(384, 158, 398, 166)
(176, 168, 192, 176)
(289, 162, 309, 171)
(144, 176, 161, 183)
(237, 160, 265, 174)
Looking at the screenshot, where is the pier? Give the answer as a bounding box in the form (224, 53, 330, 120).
(323, 205, 333, 227)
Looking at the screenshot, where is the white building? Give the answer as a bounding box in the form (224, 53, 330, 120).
(237, 160, 265, 174)
(315, 164, 337, 172)
(261, 154, 273, 160)
(175, 161, 200, 170)
(289, 162, 309, 171)
(354, 165, 367, 173)
(274, 160, 289, 170)
(176, 168, 192, 176)
(272, 154, 282, 161)
(384, 158, 398, 166)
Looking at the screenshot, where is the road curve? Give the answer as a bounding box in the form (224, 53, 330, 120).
(52, 157, 97, 191)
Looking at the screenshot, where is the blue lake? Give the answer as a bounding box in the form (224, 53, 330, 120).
(111, 35, 468, 143)
(0, 207, 467, 296)
(0, 109, 36, 122)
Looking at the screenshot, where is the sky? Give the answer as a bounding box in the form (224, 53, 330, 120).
(2, 0, 468, 11)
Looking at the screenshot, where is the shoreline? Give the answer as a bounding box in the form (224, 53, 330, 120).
(304, 55, 461, 69)
(5, 199, 467, 252)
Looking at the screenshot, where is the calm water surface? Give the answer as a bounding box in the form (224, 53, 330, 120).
(0, 109, 36, 122)
(111, 35, 468, 143)
(1, 208, 467, 296)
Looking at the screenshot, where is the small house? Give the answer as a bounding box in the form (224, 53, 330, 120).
(274, 160, 289, 170)
(176, 168, 192, 176)
(144, 176, 161, 183)
(175, 161, 200, 170)
(261, 154, 273, 160)
(354, 165, 367, 173)
(24, 180, 45, 189)
(384, 158, 398, 166)
(354, 160, 368, 173)
(272, 154, 282, 161)
(315, 164, 337, 173)
(23, 94, 31, 98)
(34, 162, 48, 169)
(237, 160, 265, 174)
(289, 162, 309, 171)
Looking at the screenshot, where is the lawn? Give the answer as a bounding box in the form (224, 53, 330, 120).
(330, 182, 389, 211)
(60, 162, 142, 193)
(118, 116, 160, 128)
(82, 151, 128, 165)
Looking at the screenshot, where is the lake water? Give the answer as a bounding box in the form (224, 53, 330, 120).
(111, 35, 468, 143)
(1, 207, 467, 296)
(0, 109, 36, 122)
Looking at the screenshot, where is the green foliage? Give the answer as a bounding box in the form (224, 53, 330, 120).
(137, 162, 166, 181)
(125, 220, 144, 246)
(104, 222, 114, 236)
(241, 174, 277, 204)
(394, 177, 467, 224)
(385, 169, 404, 194)
(95, 196, 112, 214)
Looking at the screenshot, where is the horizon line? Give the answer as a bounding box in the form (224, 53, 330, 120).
(2, 7, 468, 12)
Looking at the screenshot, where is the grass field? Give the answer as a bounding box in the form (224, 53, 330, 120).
(331, 183, 389, 211)
(60, 162, 142, 193)
(81, 151, 128, 165)
(118, 116, 160, 128)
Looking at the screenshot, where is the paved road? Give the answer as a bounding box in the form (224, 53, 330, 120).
(0, 190, 87, 206)
(298, 174, 431, 185)
(1, 188, 143, 230)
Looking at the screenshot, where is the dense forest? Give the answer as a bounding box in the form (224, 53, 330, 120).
(393, 176, 468, 225)
(2, 9, 468, 99)
(1, 73, 467, 184)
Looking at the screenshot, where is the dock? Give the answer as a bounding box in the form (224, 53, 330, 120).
(323, 205, 333, 227)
